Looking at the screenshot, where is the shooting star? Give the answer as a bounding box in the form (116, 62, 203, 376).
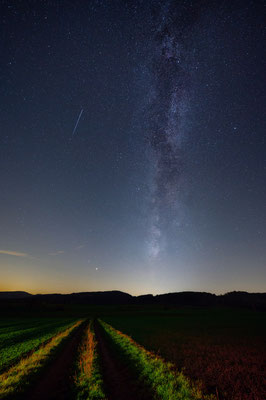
(72, 108, 83, 136)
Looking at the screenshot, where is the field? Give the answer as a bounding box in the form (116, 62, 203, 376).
(102, 307, 266, 400)
(0, 307, 265, 399)
(0, 317, 78, 372)
(0, 317, 82, 398)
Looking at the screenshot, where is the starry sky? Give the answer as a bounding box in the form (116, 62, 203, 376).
(0, 0, 265, 295)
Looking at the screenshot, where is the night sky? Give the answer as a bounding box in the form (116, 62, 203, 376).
(1, 0, 265, 295)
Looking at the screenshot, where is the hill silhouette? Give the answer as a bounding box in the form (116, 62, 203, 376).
(0, 291, 32, 299)
(0, 290, 265, 309)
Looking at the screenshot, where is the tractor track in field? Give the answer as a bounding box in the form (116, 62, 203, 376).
(94, 320, 154, 400)
(22, 321, 86, 400)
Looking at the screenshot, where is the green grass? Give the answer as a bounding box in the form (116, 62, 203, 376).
(0, 318, 75, 346)
(99, 319, 214, 400)
(0, 320, 82, 398)
(74, 321, 106, 400)
(0, 318, 77, 373)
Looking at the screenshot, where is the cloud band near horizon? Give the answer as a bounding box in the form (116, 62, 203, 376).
(0, 250, 29, 257)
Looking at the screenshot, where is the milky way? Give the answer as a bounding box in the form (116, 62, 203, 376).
(145, 1, 206, 259)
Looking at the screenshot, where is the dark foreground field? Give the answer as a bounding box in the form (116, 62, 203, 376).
(103, 307, 266, 400)
(0, 303, 265, 399)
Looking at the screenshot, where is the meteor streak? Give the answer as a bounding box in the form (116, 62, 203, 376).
(72, 108, 83, 136)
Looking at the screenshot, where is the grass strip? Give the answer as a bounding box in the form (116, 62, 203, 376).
(0, 319, 82, 398)
(0, 319, 75, 350)
(99, 320, 215, 400)
(0, 318, 76, 373)
(74, 321, 106, 400)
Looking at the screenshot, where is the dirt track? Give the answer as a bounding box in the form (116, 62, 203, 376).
(20, 320, 154, 400)
(94, 321, 154, 400)
(23, 322, 86, 400)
